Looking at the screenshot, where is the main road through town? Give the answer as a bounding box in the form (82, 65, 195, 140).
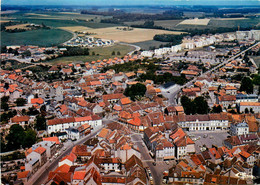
(26, 119, 112, 185)
(165, 41, 260, 105)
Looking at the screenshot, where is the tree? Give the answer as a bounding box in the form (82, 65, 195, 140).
(181, 96, 194, 115)
(194, 97, 209, 114)
(240, 77, 253, 94)
(23, 129, 37, 148)
(6, 124, 25, 151)
(22, 50, 31, 57)
(124, 83, 147, 101)
(35, 115, 46, 130)
(212, 105, 222, 113)
(27, 106, 40, 115)
(144, 20, 154, 27)
(15, 98, 27, 106)
(1, 96, 9, 111)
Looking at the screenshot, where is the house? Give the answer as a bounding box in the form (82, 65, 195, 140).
(60, 68, 73, 75)
(66, 123, 91, 140)
(47, 116, 102, 135)
(217, 95, 236, 108)
(58, 152, 77, 167)
(102, 93, 125, 107)
(230, 122, 249, 136)
(156, 139, 175, 161)
(225, 86, 237, 95)
(10, 115, 30, 126)
(170, 128, 195, 159)
(32, 141, 56, 159)
(16, 171, 30, 183)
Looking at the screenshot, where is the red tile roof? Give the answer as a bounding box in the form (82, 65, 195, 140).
(31, 98, 44, 104)
(34, 147, 46, 155)
(17, 171, 30, 179)
(55, 164, 71, 173)
(43, 137, 60, 144)
(11, 115, 30, 123)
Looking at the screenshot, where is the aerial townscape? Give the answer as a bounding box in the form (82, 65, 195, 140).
(1, 1, 260, 185)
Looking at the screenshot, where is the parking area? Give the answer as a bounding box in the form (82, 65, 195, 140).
(187, 131, 230, 153)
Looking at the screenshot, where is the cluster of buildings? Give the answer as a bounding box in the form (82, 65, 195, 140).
(20, 122, 149, 185)
(63, 36, 114, 47)
(236, 30, 260, 41)
(1, 45, 61, 63)
(141, 32, 237, 57)
(141, 30, 260, 57)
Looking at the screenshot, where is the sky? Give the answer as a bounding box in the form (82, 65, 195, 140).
(2, 0, 260, 6)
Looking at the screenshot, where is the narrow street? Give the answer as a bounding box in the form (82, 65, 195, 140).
(131, 133, 162, 185)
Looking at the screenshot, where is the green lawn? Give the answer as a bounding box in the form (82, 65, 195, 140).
(47, 44, 136, 65)
(1, 29, 73, 47)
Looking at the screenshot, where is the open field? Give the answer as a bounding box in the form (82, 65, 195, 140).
(25, 13, 50, 17)
(178, 18, 210, 25)
(133, 40, 167, 50)
(213, 17, 249, 21)
(5, 24, 31, 30)
(47, 44, 135, 65)
(1, 29, 73, 47)
(6, 11, 119, 28)
(154, 20, 183, 29)
(58, 26, 91, 32)
(0, 20, 11, 23)
(0, 10, 18, 15)
(61, 26, 185, 43)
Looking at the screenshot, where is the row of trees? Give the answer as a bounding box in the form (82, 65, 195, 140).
(62, 47, 89, 56)
(137, 72, 187, 85)
(153, 34, 186, 44)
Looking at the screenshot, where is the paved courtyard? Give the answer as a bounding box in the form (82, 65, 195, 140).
(187, 131, 230, 153)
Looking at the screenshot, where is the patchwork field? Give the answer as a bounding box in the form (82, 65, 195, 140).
(60, 26, 185, 43)
(178, 18, 210, 25)
(5, 24, 31, 30)
(1, 29, 73, 47)
(47, 44, 135, 65)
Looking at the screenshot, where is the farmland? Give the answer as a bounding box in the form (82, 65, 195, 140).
(47, 43, 136, 65)
(3, 11, 119, 29)
(62, 26, 185, 43)
(178, 18, 210, 26)
(5, 24, 31, 30)
(1, 29, 73, 47)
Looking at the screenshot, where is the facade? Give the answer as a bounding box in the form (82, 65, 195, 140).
(239, 102, 260, 113)
(178, 114, 229, 131)
(230, 122, 249, 136)
(47, 116, 102, 135)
